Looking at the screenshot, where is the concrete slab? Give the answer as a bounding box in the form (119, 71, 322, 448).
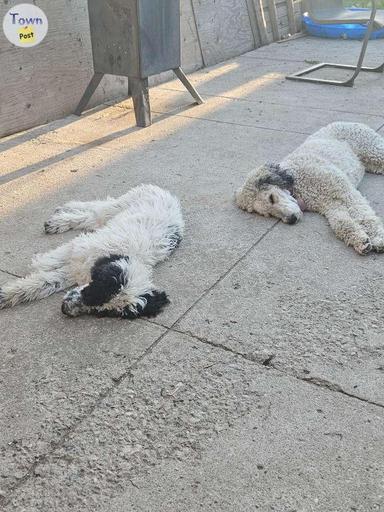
(244, 36, 384, 66)
(142, 88, 384, 135)
(3, 332, 383, 511)
(177, 174, 384, 404)
(158, 55, 384, 117)
(0, 299, 165, 494)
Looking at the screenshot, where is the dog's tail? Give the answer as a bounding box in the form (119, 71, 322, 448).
(0, 269, 73, 309)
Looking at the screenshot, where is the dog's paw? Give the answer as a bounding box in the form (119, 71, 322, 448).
(0, 289, 5, 309)
(44, 215, 71, 234)
(61, 288, 85, 317)
(0, 289, 10, 309)
(354, 239, 373, 256)
(371, 236, 384, 253)
(141, 290, 170, 318)
(44, 220, 59, 234)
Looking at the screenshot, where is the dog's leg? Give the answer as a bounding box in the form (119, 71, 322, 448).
(0, 242, 77, 308)
(328, 123, 384, 174)
(0, 268, 74, 308)
(355, 127, 384, 175)
(346, 194, 384, 253)
(324, 205, 372, 255)
(31, 241, 73, 271)
(44, 199, 121, 234)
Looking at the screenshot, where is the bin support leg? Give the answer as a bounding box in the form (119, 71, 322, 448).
(128, 78, 132, 98)
(74, 72, 104, 116)
(130, 77, 151, 127)
(173, 67, 203, 105)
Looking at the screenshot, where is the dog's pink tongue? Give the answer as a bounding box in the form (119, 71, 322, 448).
(297, 198, 307, 212)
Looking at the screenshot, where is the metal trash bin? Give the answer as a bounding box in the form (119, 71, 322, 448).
(75, 0, 203, 127)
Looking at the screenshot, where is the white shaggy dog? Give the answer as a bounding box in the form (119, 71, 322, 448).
(0, 184, 184, 318)
(236, 122, 384, 255)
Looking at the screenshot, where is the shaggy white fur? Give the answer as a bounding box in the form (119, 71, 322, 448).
(0, 184, 184, 317)
(236, 122, 384, 255)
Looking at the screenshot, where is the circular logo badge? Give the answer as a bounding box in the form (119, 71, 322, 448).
(3, 3, 48, 48)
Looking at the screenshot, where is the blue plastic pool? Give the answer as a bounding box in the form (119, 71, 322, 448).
(303, 8, 384, 40)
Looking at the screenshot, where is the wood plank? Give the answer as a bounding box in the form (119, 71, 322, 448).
(245, 0, 262, 48)
(191, 0, 255, 66)
(267, 0, 280, 41)
(180, 0, 204, 71)
(253, 0, 269, 46)
(0, 0, 129, 139)
(286, 0, 297, 34)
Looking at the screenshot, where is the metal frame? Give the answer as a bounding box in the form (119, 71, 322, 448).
(286, 0, 384, 87)
(74, 68, 203, 127)
(74, 0, 203, 127)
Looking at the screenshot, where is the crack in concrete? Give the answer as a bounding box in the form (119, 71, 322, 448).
(0, 221, 280, 505)
(0, 327, 169, 507)
(2, 114, 384, 504)
(157, 326, 384, 411)
(146, 306, 384, 410)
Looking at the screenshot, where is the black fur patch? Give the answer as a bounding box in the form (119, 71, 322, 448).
(81, 254, 129, 307)
(257, 163, 294, 191)
(93, 290, 170, 320)
(137, 291, 170, 318)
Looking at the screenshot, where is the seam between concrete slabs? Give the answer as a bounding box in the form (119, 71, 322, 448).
(0, 119, 308, 187)
(5, 107, 384, 188)
(155, 86, 384, 119)
(0, 328, 171, 506)
(151, 112, 312, 136)
(2, 91, 384, 502)
(0, 220, 280, 506)
(162, 326, 384, 409)
(143, 320, 384, 411)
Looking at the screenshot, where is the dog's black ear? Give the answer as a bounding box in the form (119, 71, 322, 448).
(121, 290, 170, 319)
(256, 163, 294, 191)
(90, 255, 129, 280)
(82, 255, 129, 307)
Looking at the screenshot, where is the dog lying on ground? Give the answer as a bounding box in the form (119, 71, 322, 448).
(0, 184, 184, 318)
(235, 122, 384, 255)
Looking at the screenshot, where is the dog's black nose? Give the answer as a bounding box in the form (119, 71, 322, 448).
(287, 214, 299, 225)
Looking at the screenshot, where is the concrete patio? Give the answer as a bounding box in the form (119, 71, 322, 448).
(0, 36, 383, 511)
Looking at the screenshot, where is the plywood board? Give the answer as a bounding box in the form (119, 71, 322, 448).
(180, 0, 204, 71)
(191, 0, 255, 66)
(0, 0, 127, 138)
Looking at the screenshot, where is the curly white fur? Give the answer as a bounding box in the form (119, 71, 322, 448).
(0, 184, 184, 315)
(236, 122, 384, 255)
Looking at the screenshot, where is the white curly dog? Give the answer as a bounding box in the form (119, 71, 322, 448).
(0, 184, 184, 318)
(236, 122, 384, 255)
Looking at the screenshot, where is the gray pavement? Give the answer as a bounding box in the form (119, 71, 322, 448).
(0, 36, 383, 511)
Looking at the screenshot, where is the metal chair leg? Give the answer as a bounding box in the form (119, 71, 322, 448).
(74, 73, 104, 115)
